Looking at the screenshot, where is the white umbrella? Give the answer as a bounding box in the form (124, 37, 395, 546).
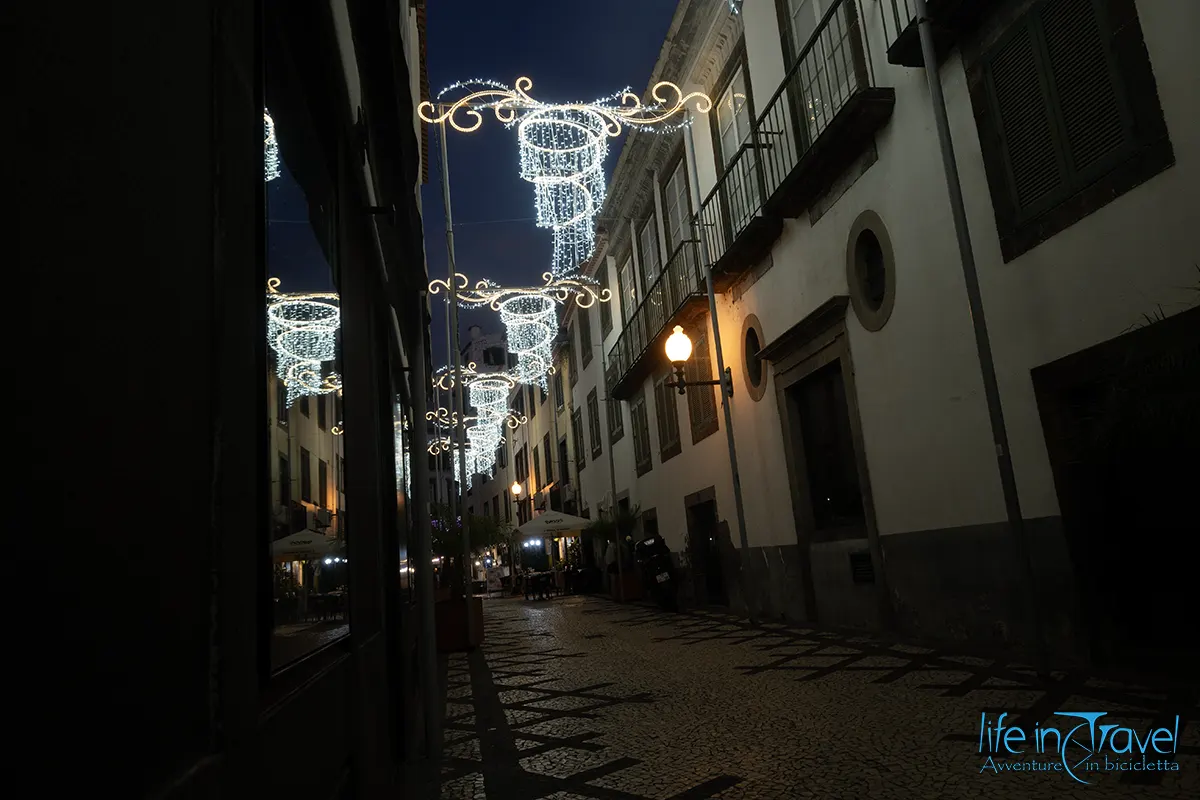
(516, 512, 591, 538)
(272, 530, 340, 561)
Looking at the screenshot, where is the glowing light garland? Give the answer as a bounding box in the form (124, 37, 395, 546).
(265, 110, 281, 181)
(267, 278, 343, 407)
(429, 272, 609, 389)
(429, 362, 526, 482)
(419, 77, 712, 278)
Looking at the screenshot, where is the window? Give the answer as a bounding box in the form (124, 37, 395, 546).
(599, 263, 613, 336)
(319, 459, 328, 508)
(542, 433, 553, 483)
(662, 155, 692, 258)
(587, 388, 602, 459)
(631, 389, 653, 476)
(637, 216, 662, 293)
(790, 359, 865, 539)
(579, 307, 594, 368)
(299, 395, 310, 418)
(533, 444, 541, 487)
(686, 327, 719, 443)
(553, 372, 565, 411)
(485, 346, 506, 366)
(336, 454, 344, 491)
(653, 369, 681, 461)
(712, 58, 760, 234)
(970, 0, 1172, 262)
(492, 495, 500, 520)
(846, 210, 896, 332)
(742, 313, 769, 402)
(497, 441, 508, 469)
(317, 394, 327, 430)
(513, 388, 525, 419)
(299, 447, 312, 502)
(559, 434, 572, 481)
(606, 369, 624, 444)
(571, 407, 586, 471)
(567, 327, 578, 387)
(528, 386, 537, 419)
(276, 380, 288, 428)
(783, 0, 865, 144)
(278, 455, 291, 507)
(504, 493, 511, 522)
(618, 257, 637, 323)
(515, 446, 528, 482)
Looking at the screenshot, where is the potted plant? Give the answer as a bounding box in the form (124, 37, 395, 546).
(430, 503, 511, 651)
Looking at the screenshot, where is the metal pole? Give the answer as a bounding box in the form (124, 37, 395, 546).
(598, 345, 625, 599)
(684, 117, 755, 624)
(913, 0, 1045, 670)
(408, 293, 441, 756)
(439, 121, 474, 641)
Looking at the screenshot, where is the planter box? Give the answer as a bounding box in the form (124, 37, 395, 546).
(435, 596, 483, 652)
(611, 571, 643, 602)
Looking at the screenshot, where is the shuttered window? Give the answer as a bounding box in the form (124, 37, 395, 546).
(653, 369, 681, 461)
(571, 406, 587, 471)
(686, 327, 719, 442)
(587, 388, 603, 458)
(972, 0, 1172, 261)
(605, 362, 624, 444)
(631, 389, 652, 476)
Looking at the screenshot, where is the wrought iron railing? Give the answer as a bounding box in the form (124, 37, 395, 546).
(755, 0, 877, 201)
(606, 240, 704, 386)
(879, 0, 919, 52)
(694, 134, 770, 277)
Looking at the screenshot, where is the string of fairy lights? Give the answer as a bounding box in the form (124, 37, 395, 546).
(266, 278, 342, 408)
(419, 77, 712, 482)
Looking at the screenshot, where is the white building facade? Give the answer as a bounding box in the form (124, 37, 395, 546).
(485, 0, 1198, 673)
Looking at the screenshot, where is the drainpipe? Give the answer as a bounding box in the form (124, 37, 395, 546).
(913, 0, 1046, 671)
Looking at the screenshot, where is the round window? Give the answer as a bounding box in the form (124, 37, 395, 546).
(846, 211, 895, 332)
(744, 326, 763, 387)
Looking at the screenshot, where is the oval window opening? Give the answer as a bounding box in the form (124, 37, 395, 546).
(744, 326, 763, 388)
(856, 229, 886, 312)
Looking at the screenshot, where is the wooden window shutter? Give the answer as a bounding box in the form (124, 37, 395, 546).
(986, 20, 1066, 214)
(1040, 0, 1129, 176)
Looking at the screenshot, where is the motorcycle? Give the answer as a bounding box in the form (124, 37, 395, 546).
(635, 534, 678, 612)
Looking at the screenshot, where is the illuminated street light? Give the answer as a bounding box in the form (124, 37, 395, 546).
(510, 482, 522, 497)
(664, 325, 732, 397)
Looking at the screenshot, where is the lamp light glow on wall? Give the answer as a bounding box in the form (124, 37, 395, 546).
(264, 109, 281, 181)
(267, 278, 342, 407)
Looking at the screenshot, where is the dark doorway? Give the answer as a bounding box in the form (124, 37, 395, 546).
(687, 498, 727, 605)
(1033, 308, 1199, 679)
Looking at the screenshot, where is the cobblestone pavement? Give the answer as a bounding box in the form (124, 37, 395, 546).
(439, 596, 1198, 800)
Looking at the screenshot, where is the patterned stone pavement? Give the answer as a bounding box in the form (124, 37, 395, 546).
(438, 596, 1198, 799)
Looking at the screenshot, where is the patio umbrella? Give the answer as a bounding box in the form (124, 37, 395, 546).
(516, 512, 591, 538)
(272, 530, 340, 562)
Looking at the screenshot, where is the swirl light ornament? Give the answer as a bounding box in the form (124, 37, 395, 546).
(429, 272, 610, 389)
(267, 277, 342, 408)
(418, 77, 712, 278)
(264, 109, 281, 182)
(429, 363, 526, 481)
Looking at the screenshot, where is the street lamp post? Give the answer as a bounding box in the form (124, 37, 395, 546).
(663, 324, 755, 624)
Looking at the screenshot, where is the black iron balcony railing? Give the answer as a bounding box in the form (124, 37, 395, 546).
(755, 0, 894, 215)
(606, 240, 706, 398)
(694, 132, 772, 284)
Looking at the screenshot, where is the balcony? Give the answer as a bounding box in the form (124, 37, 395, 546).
(880, 0, 1000, 68)
(606, 241, 710, 400)
(756, 0, 895, 219)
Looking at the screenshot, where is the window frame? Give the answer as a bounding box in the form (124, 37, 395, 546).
(631, 388, 653, 477)
(707, 40, 757, 180)
(686, 326, 720, 444)
(965, 0, 1173, 262)
(617, 254, 637, 324)
(598, 262, 613, 337)
(299, 446, 312, 502)
(587, 387, 603, 459)
(653, 368, 682, 463)
(636, 214, 663, 296)
(660, 145, 694, 262)
(579, 306, 594, 369)
(571, 405, 587, 471)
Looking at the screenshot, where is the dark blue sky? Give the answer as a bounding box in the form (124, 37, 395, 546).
(422, 0, 679, 365)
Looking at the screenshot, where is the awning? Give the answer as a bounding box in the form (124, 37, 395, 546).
(516, 512, 591, 538)
(272, 530, 341, 561)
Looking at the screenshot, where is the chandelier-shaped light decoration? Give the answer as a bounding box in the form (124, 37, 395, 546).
(429, 363, 526, 481)
(264, 109, 281, 182)
(429, 272, 609, 389)
(418, 77, 712, 278)
(267, 277, 343, 407)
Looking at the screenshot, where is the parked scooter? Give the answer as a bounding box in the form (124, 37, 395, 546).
(635, 534, 678, 612)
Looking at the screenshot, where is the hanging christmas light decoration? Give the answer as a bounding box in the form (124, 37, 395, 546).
(429, 272, 609, 390)
(429, 363, 526, 481)
(418, 76, 712, 278)
(266, 277, 342, 407)
(395, 419, 410, 498)
(264, 109, 281, 182)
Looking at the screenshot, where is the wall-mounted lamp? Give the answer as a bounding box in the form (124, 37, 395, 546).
(664, 326, 733, 397)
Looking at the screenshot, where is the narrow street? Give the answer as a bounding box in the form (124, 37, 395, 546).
(440, 597, 1198, 800)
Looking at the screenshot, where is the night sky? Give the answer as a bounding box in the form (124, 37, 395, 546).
(422, 0, 679, 365)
